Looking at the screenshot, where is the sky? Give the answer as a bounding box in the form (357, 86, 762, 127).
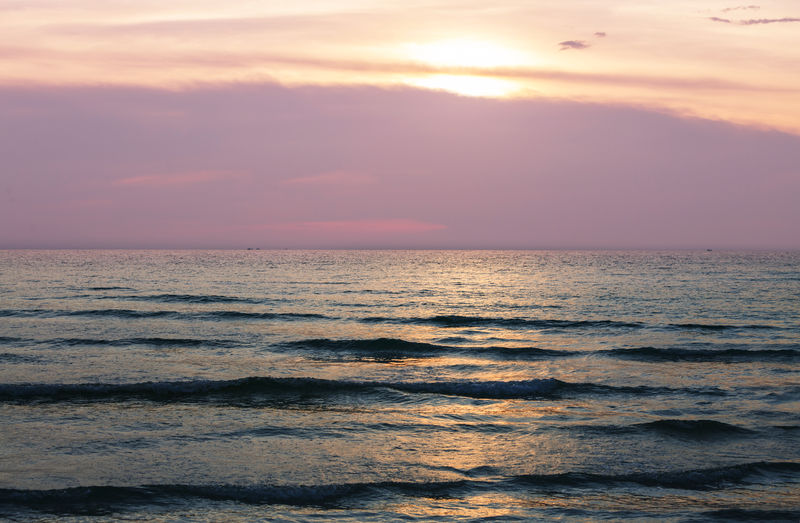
(1, 0, 799, 248)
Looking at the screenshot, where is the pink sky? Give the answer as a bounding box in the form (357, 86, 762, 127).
(2, 84, 798, 249)
(1, 1, 799, 248)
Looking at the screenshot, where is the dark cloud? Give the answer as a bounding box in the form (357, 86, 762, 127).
(710, 15, 800, 25)
(594, 31, 607, 38)
(721, 5, 759, 13)
(558, 40, 589, 51)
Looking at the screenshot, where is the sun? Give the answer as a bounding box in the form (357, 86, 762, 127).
(405, 39, 526, 69)
(400, 39, 526, 97)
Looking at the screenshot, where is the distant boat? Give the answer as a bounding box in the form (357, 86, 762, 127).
(707, 249, 713, 251)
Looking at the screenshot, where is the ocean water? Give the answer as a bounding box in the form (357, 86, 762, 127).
(0, 250, 798, 522)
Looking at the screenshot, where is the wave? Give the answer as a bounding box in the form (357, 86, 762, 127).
(576, 419, 755, 439)
(0, 336, 236, 349)
(2, 462, 797, 515)
(0, 309, 182, 319)
(0, 336, 23, 344)
(86, 286, 134, 291)
(361, 315, 644, 330)
(0, 376, 723, 404)
(700, 509, 800, 522)
(51, 337, 237, 348)
(0, 377, 560, 403)
(279, 338, 798, 363)
(0, 353, 40, 363)
(510, 461, 800, 490)
(199, 311, 328, 321)
(633, 419, 756, 438)
(67, 309, 180, 319)
(280, 338, 572, 360)
(667, 322, 779, 331)
(602, 347, 799, 362)
(357, 315, 783, 332)
(0, 309, 331, 321)
(111, 294, 268, 305)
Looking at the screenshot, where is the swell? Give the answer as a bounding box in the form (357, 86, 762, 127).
(702, 509, 800, 521)
(0, 353, 40, 363)
(2, 462, 797, 514)
(280, 338, 571, 360)
(105, 293, 272, 305)
(602, 346, 800, 362)
(203, 310, 328, 321)
(0, 376, 722, 404)
(510, 461, 800, 490)
(668, 322, 779, 331)
(280, 338, 797, 363)
(0, 309, 330, 321)
(634, 419, 756, 437)
(217, 420, 517, 439)
(1, 309, 782, 332)
(6, 336, 236, 349)
(50, 337, 238, 348)
(359, 315, 780, 331)
(577, 419, 755, 439)
(361, 315, 644, 330)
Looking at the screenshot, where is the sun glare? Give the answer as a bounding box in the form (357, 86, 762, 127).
(405, 39, 526, 69)
(400, 39, 526, 97)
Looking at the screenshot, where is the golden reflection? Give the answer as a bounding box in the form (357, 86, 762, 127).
(386, 493, 527, 519)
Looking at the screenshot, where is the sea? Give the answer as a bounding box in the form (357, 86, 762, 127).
(0, 250, 798, 522)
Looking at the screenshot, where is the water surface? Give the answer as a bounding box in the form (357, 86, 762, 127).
(0, 250, 798, 521)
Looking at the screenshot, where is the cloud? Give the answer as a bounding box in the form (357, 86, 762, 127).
(739, 17, 800, 24)
(710, 16, 800, 25)
(49, 12, 375, 38)
(2, 83, 799, 249)
(558, 40, 589, 51)
(282, 171, 376, 186)
(113, 171, 245, 187)
(594, 32, 606, 38)
(721, 5, 759, 13)
(262, 219, 446, 234)
(1, 41, 791, 97)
